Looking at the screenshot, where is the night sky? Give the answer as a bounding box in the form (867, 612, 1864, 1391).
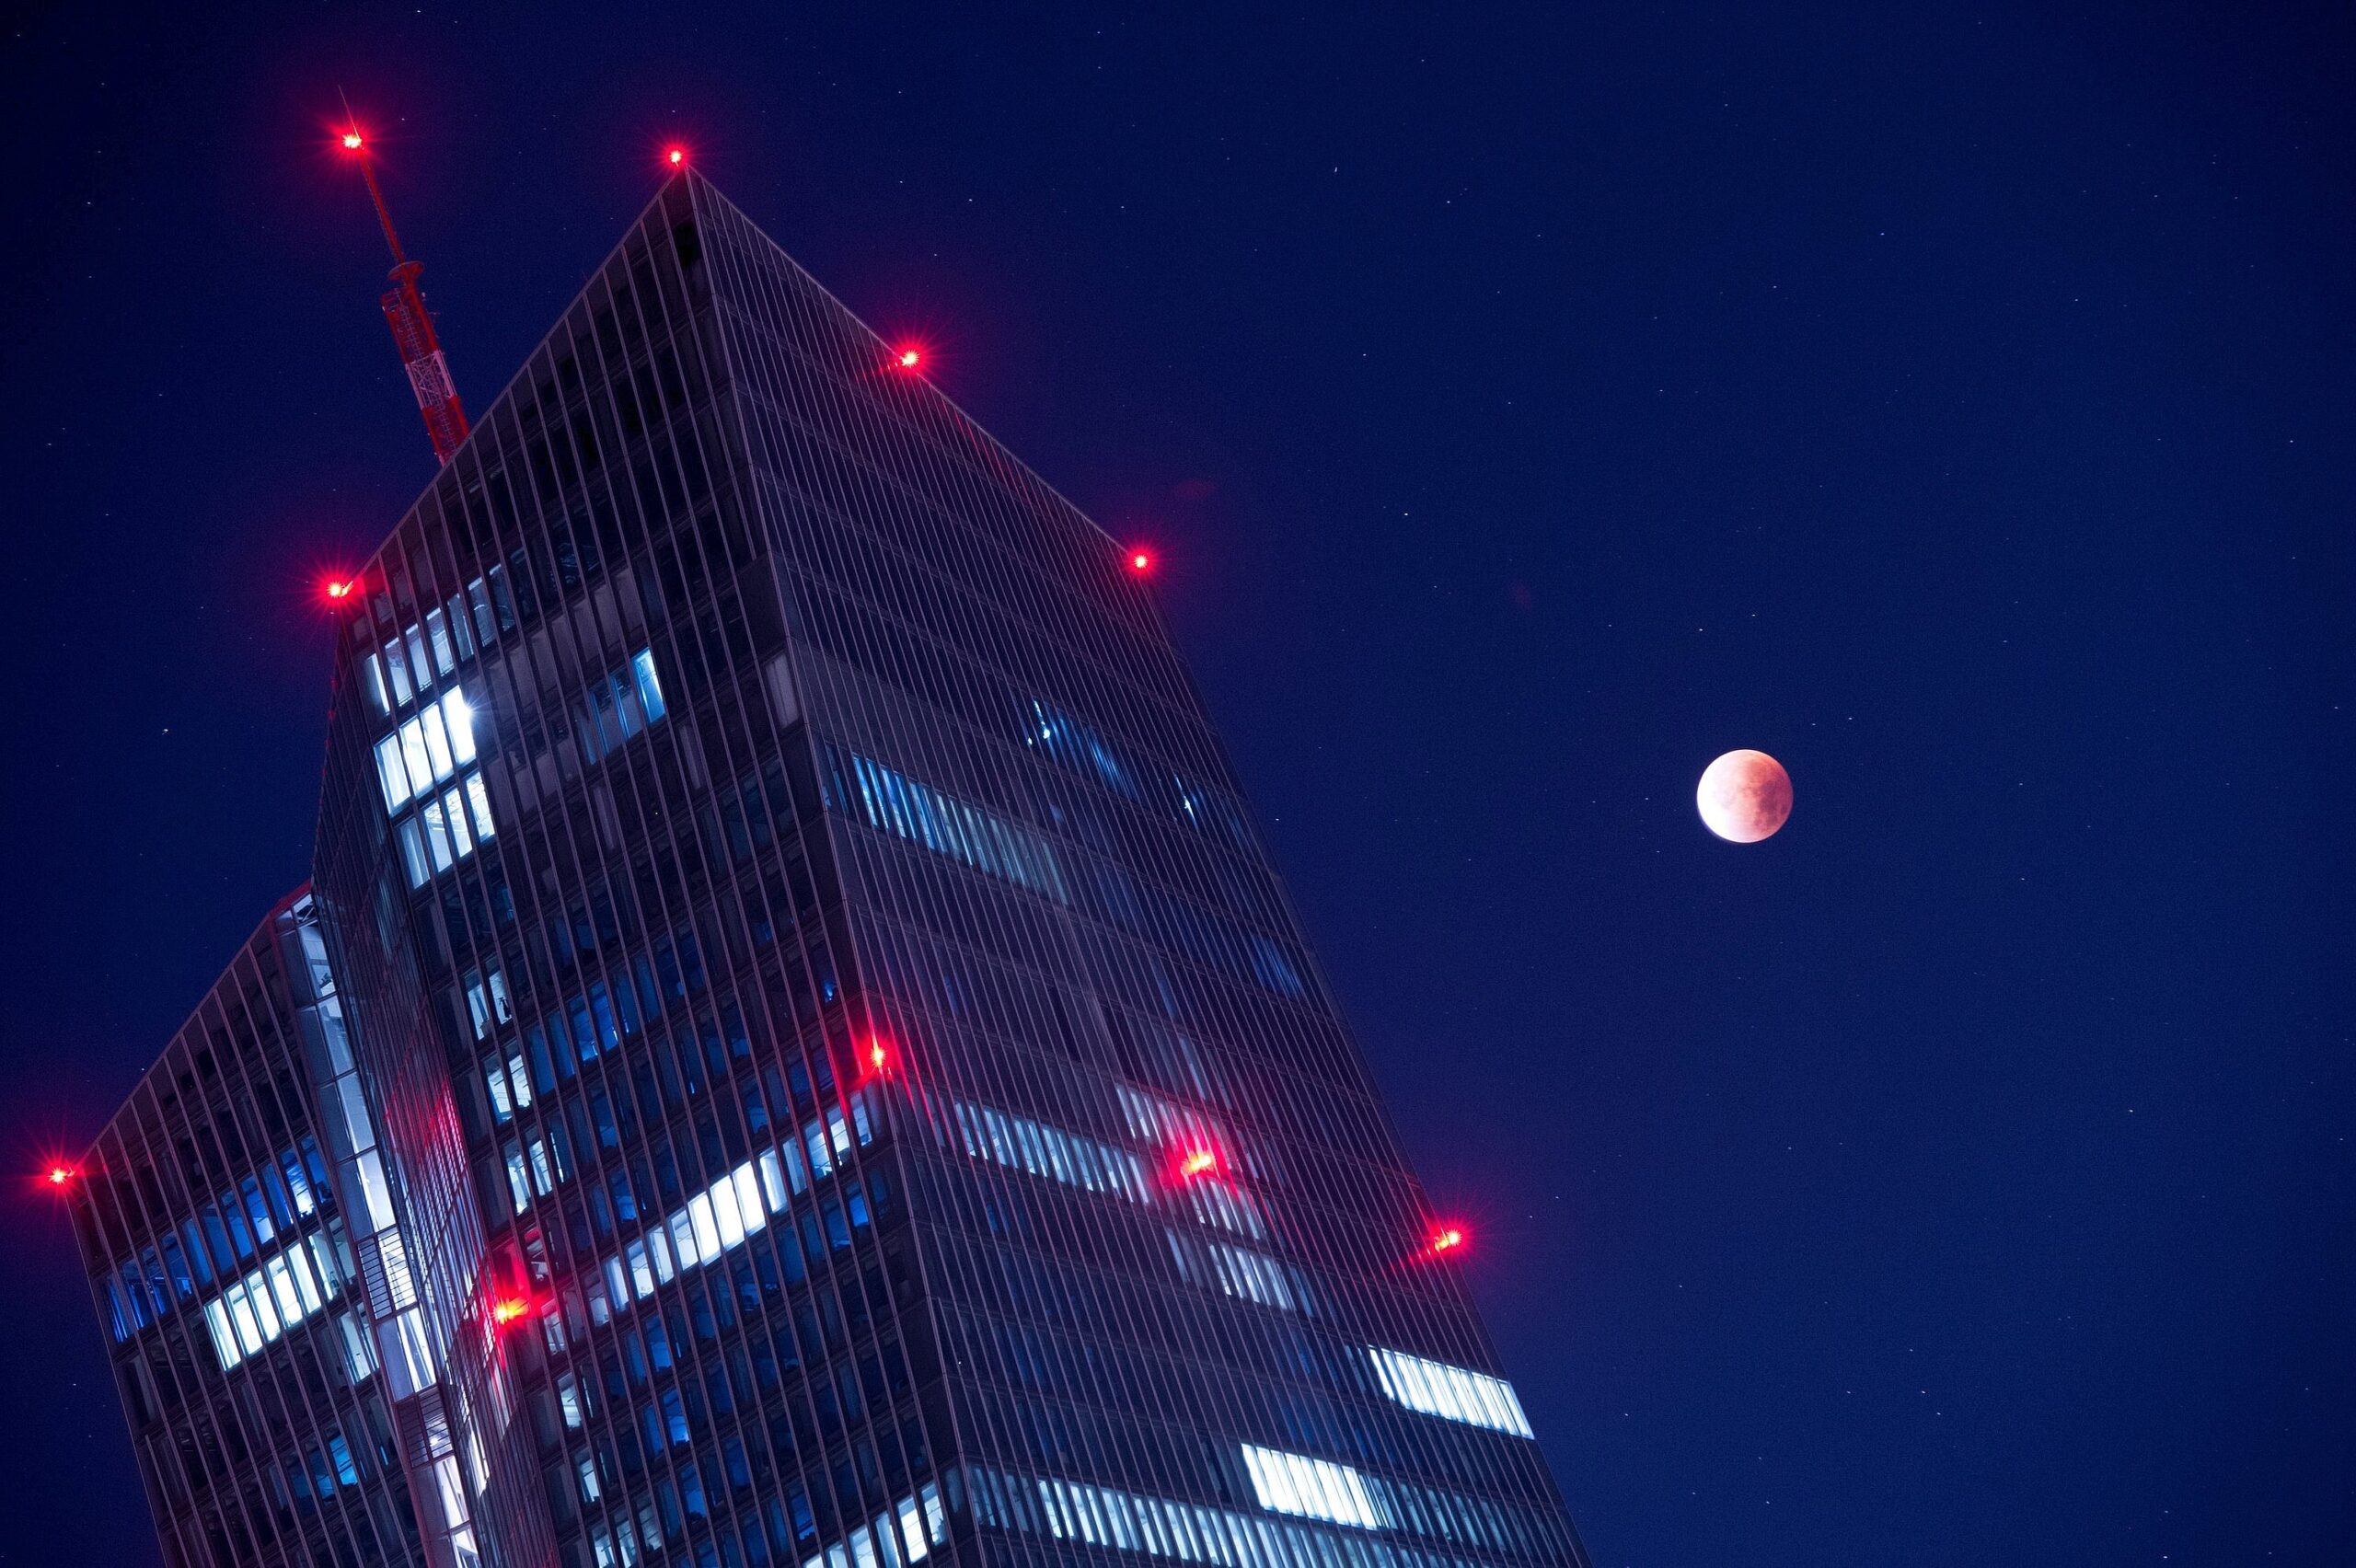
(3, 5, 2350, 1562)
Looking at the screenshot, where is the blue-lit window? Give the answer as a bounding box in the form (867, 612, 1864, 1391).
(277, 1144, 318, 1217)
(159, 1235, 195, 1299)
(240, 1177, 276, 1245)
(1250, 936, 1307, 999)
(1028, 698, 1140, 800)
(578, 648, 667, 763)
(180, 1219, 216, 1286)
(465, 965, 513, 1040)
(822, 742, 1068, 905)
(944, 1098, 1150, 1205)
(1173, 773, 1254, 851)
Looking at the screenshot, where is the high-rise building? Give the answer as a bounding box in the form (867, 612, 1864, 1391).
(67, 890, 429, 1568)
(77, 170, 1591, 1568)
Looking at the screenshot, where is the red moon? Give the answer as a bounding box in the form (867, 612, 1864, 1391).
(1696, 749, 1793, 843)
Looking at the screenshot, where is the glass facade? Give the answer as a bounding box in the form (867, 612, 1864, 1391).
(80, 169, 1590, 1568)
(69, 891, 429, 1568)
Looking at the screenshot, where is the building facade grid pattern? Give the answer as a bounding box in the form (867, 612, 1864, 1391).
(78, 170, 1589, 1568)
(71, 892, 430, 1568)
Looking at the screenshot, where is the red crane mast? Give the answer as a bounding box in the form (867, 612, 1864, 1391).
(338, 121, 468, 465)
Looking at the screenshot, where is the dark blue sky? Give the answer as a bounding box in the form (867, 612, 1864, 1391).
(3, 4, 2349, 1562)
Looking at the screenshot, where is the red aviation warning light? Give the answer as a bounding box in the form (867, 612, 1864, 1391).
(322, 575, 356, 603)
(861, 1036, 894, 1079)
(335, 105, 469, 466)
(491, 1297, 531, 1326)
(1127, 548, 1155, 574)
(893, 344, 923, 371)
(665, 146, 687, 169)
(1177, 1147, 1219, 1180)
(1425, 1224, 1467, 1258)
(46, 1164, 75, 1188)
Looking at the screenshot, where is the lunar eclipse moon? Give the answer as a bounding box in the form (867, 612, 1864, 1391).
(1697, 749, 1793, 843)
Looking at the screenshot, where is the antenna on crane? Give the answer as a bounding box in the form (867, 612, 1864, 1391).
(336, 94, 468, 466)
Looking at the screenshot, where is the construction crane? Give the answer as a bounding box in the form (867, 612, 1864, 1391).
(336, 112, 468, 465)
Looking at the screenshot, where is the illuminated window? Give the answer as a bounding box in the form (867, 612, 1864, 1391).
(1185, 1180, 1268, 1241)
(585, 1096, 881, 1326)
(376, 689, 479, 812)
(944, 1099, 1150, 1205)
(200, 1237, 342, 1370)
(578, 648, 667, 762)
(464, 965, 511, 1039)
(1367, 1347, 1533, 1437)
(523, 1137, 552, 1199)
(504, 1145, 531, 1215)
(424, 606, 457, 675)
(1239, 1447, 1388, 1530)
(823, 743, 1068, 904)
(380, 636, 415, 707)
(1116, 1081, 1244, 1159)
(396, 768, 494, 887)
(360, 652, 392, 717)
(1027, 697, 1140, 800)
(1166, 1230, 1309, 1314)
(338, 1311, 378, 1382)
(362, 574, 501, 718)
